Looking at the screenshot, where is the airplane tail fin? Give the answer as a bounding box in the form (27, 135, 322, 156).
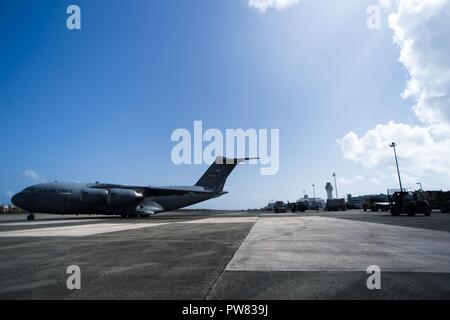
(195, 157, 257, 193)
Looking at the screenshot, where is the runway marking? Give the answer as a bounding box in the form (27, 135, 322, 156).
(180, 217, 258, 224)
(0, 222, 169, 237)
(0, 219, 102, 227)
(226, 216, 450, 273)
(0, 216, 257, 237)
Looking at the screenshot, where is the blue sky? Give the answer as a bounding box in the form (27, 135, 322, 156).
(0, 0, 427, 208)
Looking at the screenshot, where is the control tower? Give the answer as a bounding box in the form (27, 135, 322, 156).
(325, 182, 333, 200)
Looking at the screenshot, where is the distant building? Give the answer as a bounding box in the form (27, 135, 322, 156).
(0, 204, 26, 214)
(325, 183, 333, 200)
(387, 188, 406, 195)
(299, 195, 325, 210)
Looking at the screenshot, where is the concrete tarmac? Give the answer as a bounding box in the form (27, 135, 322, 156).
(0, 210, 449, 299)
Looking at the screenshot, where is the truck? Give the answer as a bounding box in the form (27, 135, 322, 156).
(438, 191, 450, 213)
(417, 190, 450, 213)
(363, 195, 390, 212)
(326, 198, 346, 211)
(287, 201, 308, 213)
(389, 191, 431, 216)
(273, 201, 288, 213)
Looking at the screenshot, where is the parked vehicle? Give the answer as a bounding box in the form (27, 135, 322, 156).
(288, 201, 308, 213)
(326, 198, 346, 211)
(389, 191, 431, 216)
(417, 190, 450, 213)
(363, 196, 390, 212)
(273, 201, 288, 213)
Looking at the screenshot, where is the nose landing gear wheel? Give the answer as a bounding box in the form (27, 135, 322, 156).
(27, 214, 35, 221)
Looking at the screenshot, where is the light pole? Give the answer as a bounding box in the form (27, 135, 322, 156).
(312, 184, 317, 210)
(416, 182, 422, 190)
(332, 173, 338, 198)
(390, 142, 403, 192)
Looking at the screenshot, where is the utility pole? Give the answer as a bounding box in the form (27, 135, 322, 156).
(389, 142, 403, 192)
(312, 184, 317, 211)
(332, 173, 338, 198)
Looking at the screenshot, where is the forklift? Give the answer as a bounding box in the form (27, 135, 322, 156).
(389, 191, 431, 216)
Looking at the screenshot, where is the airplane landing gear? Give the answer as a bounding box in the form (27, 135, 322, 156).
(27, 214, 35, 221)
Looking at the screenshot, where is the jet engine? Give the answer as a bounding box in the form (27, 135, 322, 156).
(80, 188, 108, 204)
(107, 188, 144, 206)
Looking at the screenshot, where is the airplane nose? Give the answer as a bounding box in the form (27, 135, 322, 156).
(11, 192, 23, 208)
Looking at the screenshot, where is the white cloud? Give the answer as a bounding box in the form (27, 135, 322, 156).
(248, 0, 299, 12)
(338, 121, 450, 177)
(338, 175, 365, 185)
(386, 0, 450, 129)
(22, 169, 46, 182)
(339, 0, 450, 188)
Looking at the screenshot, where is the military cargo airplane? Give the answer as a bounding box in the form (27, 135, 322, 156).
(12, 157, 253, 220)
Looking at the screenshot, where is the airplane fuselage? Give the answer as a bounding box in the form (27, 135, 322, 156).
(11, 157, 250, 220)
(11, 182, 221, 216)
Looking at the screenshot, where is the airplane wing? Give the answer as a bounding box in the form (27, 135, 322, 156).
(142, 186, 217, 196)
(90, 156, 253, 196)
(91, 184, 217, 196)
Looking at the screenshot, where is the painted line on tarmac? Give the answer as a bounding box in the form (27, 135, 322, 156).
(0, 222, 170, 237)
(0, 219, 103, 227)
(180, 217, 258, 224)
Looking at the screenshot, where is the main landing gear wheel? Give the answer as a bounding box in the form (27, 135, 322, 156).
(27, 214, 35, 221)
